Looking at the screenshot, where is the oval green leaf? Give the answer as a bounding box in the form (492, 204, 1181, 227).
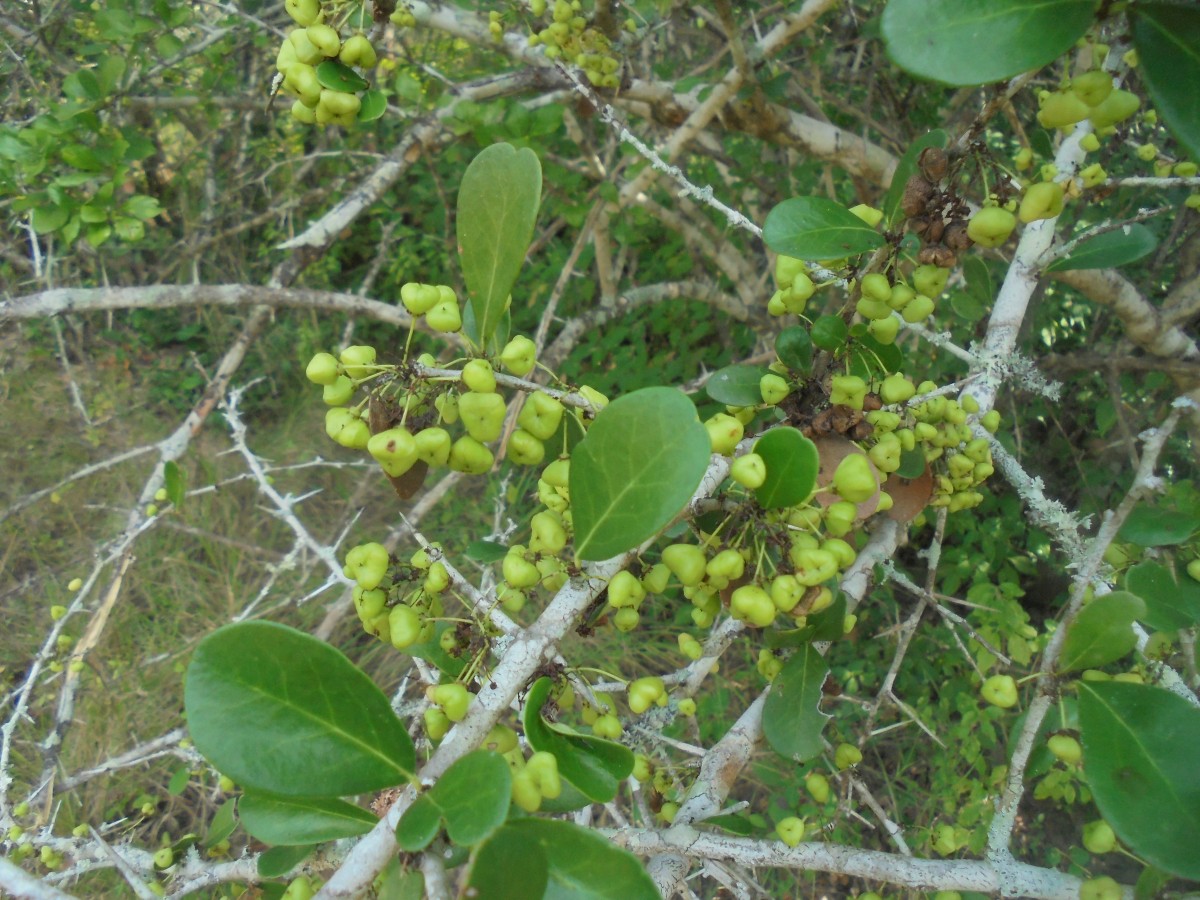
(396, 751, 511, 851)
(357, 88, 387, 122)
(705, 365, 771, 406)
(505, 818, 660, 900)
(163, 459, 185, 508)
(184, 622, 414, 797)
(257, 844, 313, 879)
(1132, 4, 1200, 162)
(1118, 503, 1200, 547)
(1046, 224, 1158, 272)
(1058, 591, 1146, 673)
(753, 427, 818, 510)
(205, 799, 237, 848)
(882, 130, 948, 225)
(1124, 561, 1200, 631)
(775, 326, 812, 373)
(523, 677, 633, 802)
(763, 644, 832, 763)
(1079, 681, 1200, 879)
(882, 0, 1098, 86)
(763, 196, 885, 260)
(457, 143, 542, 345)
(315, 59, 369, 93)
(810, 315, 848, 352)
(570, 387, 710, 561)
(465, 539, 509, 562)
(467, 824, 549, 900)
(239, 794, 376, 846)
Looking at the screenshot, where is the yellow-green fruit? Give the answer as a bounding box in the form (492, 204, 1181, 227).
(426, 299, 462, 333)
(339, 344, 376, 378)
(461, 358, 497, 394)
(424, 707, 451, 740)
(448, 436, 494, 474)
(830, 374, 868, 409)
(880, 374, 916, 404)
(868, 315, 900, 344)
(458, 391, 506, 442)
(931, 823, 958, 855)
(1037, 90, 1090, 129)
(731, 585, 776, 627)
(861, 273, 892, 304)
(153, 848, 174, 869)
(776, 816, 806, 847)
(966, 206, 1016, 248)
(834, 742, 863, 769)
(760, 373, 790, 405)
(833, 453, 877, 503)
(912, 264, 949, 298)
(507, 429, 545, 466)
(518, 392, 564, 441)
(1088, 89, 1139, 128)
(306, 351, 340, 385)
(1071, 70, 1113, 107)
(608, 570, 646, 609)
(1186, 559, 1200, 582)
(980, 674, 1019, 708)
(339, 34, 377, 68)
(367, 427, 419, 477)
(848, 204, 884, 228)
(1014, 147, 1033, 170)
(288, 29, 324, 65)
(662, 544, 707, 586)
(705, 413, 744, 455)
(627, 676, 665, 714)
(805, 772, 830, 803)
(1080, 133, 1100, 152)
(285, 0, 320, 26)
(306, 23, 341, 57)
(414, 427, 452, 466)
(1082, 819, 1116, 854)
(1019, 182, 1065, 223)
(1080, 163, 1107, 188)
(730, 453, 767, 489)
(500, 335, 537, 376)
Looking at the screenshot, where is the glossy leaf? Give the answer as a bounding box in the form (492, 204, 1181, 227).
(1079, 681, 1200, 879)
(167, 766, 189, 795)
(315, 60, 369, 93)
(1132, 4, 1200, 162)
(468, 824, 549, 900)
(882, 0, 1097, 86)
(523, 677, 633, 802)
(184, 622, 414, 797)
(239, 793, 376, 846)
(1058, 591, 1145, 673)
(1124, 562, 1200, 631)
(763, 197, 885, 260)
(257, 844, 313, 879)
(963, 255, 992, 304)
(753, 427, 818, 510)
(882, 130, 947, 224)
(570, 387, 710, 561)
(1045, 224, 1157, 272)
(205, 799, 237, 848)
(465, 539, 509, 562)
(775, 326, 812, 373)
(163, 459, 185, 508)
(896, 448, 927, 480)
(810, 315, 848, 352)
(395, 751, 511, 851)
(357, 89, 387, 122)
(763, 644, 832, 762)
(1119, 504, 1200, 546)
(457, 143, 542, 345)
(506, 818, 660, 900)
(705, 365, 771, 406)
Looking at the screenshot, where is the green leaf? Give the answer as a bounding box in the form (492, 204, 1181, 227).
(775, 327, 812, 373)
(358, 89, 387, 122)
(851, 333, 903, 376)
(570, 387, 710, 561)
(163, 460, 185, 508)
(184, 622, 414, 797)
(1132, 4, 1200, 162)
(257, 844, 313, 879)
(523, 678, 633, 802)
(810, 315, 848, 352)
(882, 0, 1098, 86)
(394, 794, 441, 852)
(882, 130, 948, 225)
(205, 799, 237, 848)
(703, 814, 755, 835)
(505, 818, 660, 900)
(1045, 224, 1157, 272)
(121, 194, 162, 221)
(963, 255, 993, 304)
(457, 143, 542, 345)
(465, 540, 509, 562)
(31, 205, 69, 234)
(63, 69, 103, 103)
(896, 447, 927, 479)
(167, 766, 190, 796)
(467, 824, 549, 900)
(395, 751, 511, 851)
(763, 197, 885, 260)
(763, 644, 832, 763)
(239, 794, 376, 846)
(705, 365, 770, 406)
(949, 291, 987, 322)
(1058, 591, 1146, 673)
(1079, 681, 1200, 879)
(1119, 503, 1200, 546)
(1124, 561, 1200, 631)
(377, 862, 425, 900)
(315, 60, 369, 93)
(753, 427, 818, 510)
(764, 592, 847, 648)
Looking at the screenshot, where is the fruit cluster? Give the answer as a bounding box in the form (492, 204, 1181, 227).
(525, 0, 627, 87)
(277, 0, 378, 125)
(1036, 70, 1138, 132)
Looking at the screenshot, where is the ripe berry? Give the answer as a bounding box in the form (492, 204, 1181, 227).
(730, 453, 767, 489)
(705, 413, 744, 455)
(367, 427, 419, 477)
(430, 683, 471, 721)
(1079, 877, 1121, 900)
(805, 772, 830, 804)
(1082, 819, 1116, 854)
(153, 848, 174, 869)
(339, 34, 377, 68)
(627, 677, 665, 714)
(776, 816, 806, 847)
(662, 544, 707, 586)
(1071, 70, 1113, 107)
(507, 429, 545, 466)
(500, 335, 537, 376)
(305, 352, 341, 385)
(966, 206, 1016, 248)
(1088, 90, 1139, 128)
(731, 585, 776, 627)
(980, 674, 1019, 708)
(829, 375, 868, 409)
(1036, 90, 1089, 129)
(832, 453, 877, 503)
(461, 358, 497, 394)
(518, 392, 564, 440)
(426, 299, 462, 333)
(912, 265, 949, 298)
(834, 743, 862, 769)
(760, 373, 790, 406)
(1019, 182, 1064, 223)
(458, 391, 506, 442)
(338, 345, 376, 379)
